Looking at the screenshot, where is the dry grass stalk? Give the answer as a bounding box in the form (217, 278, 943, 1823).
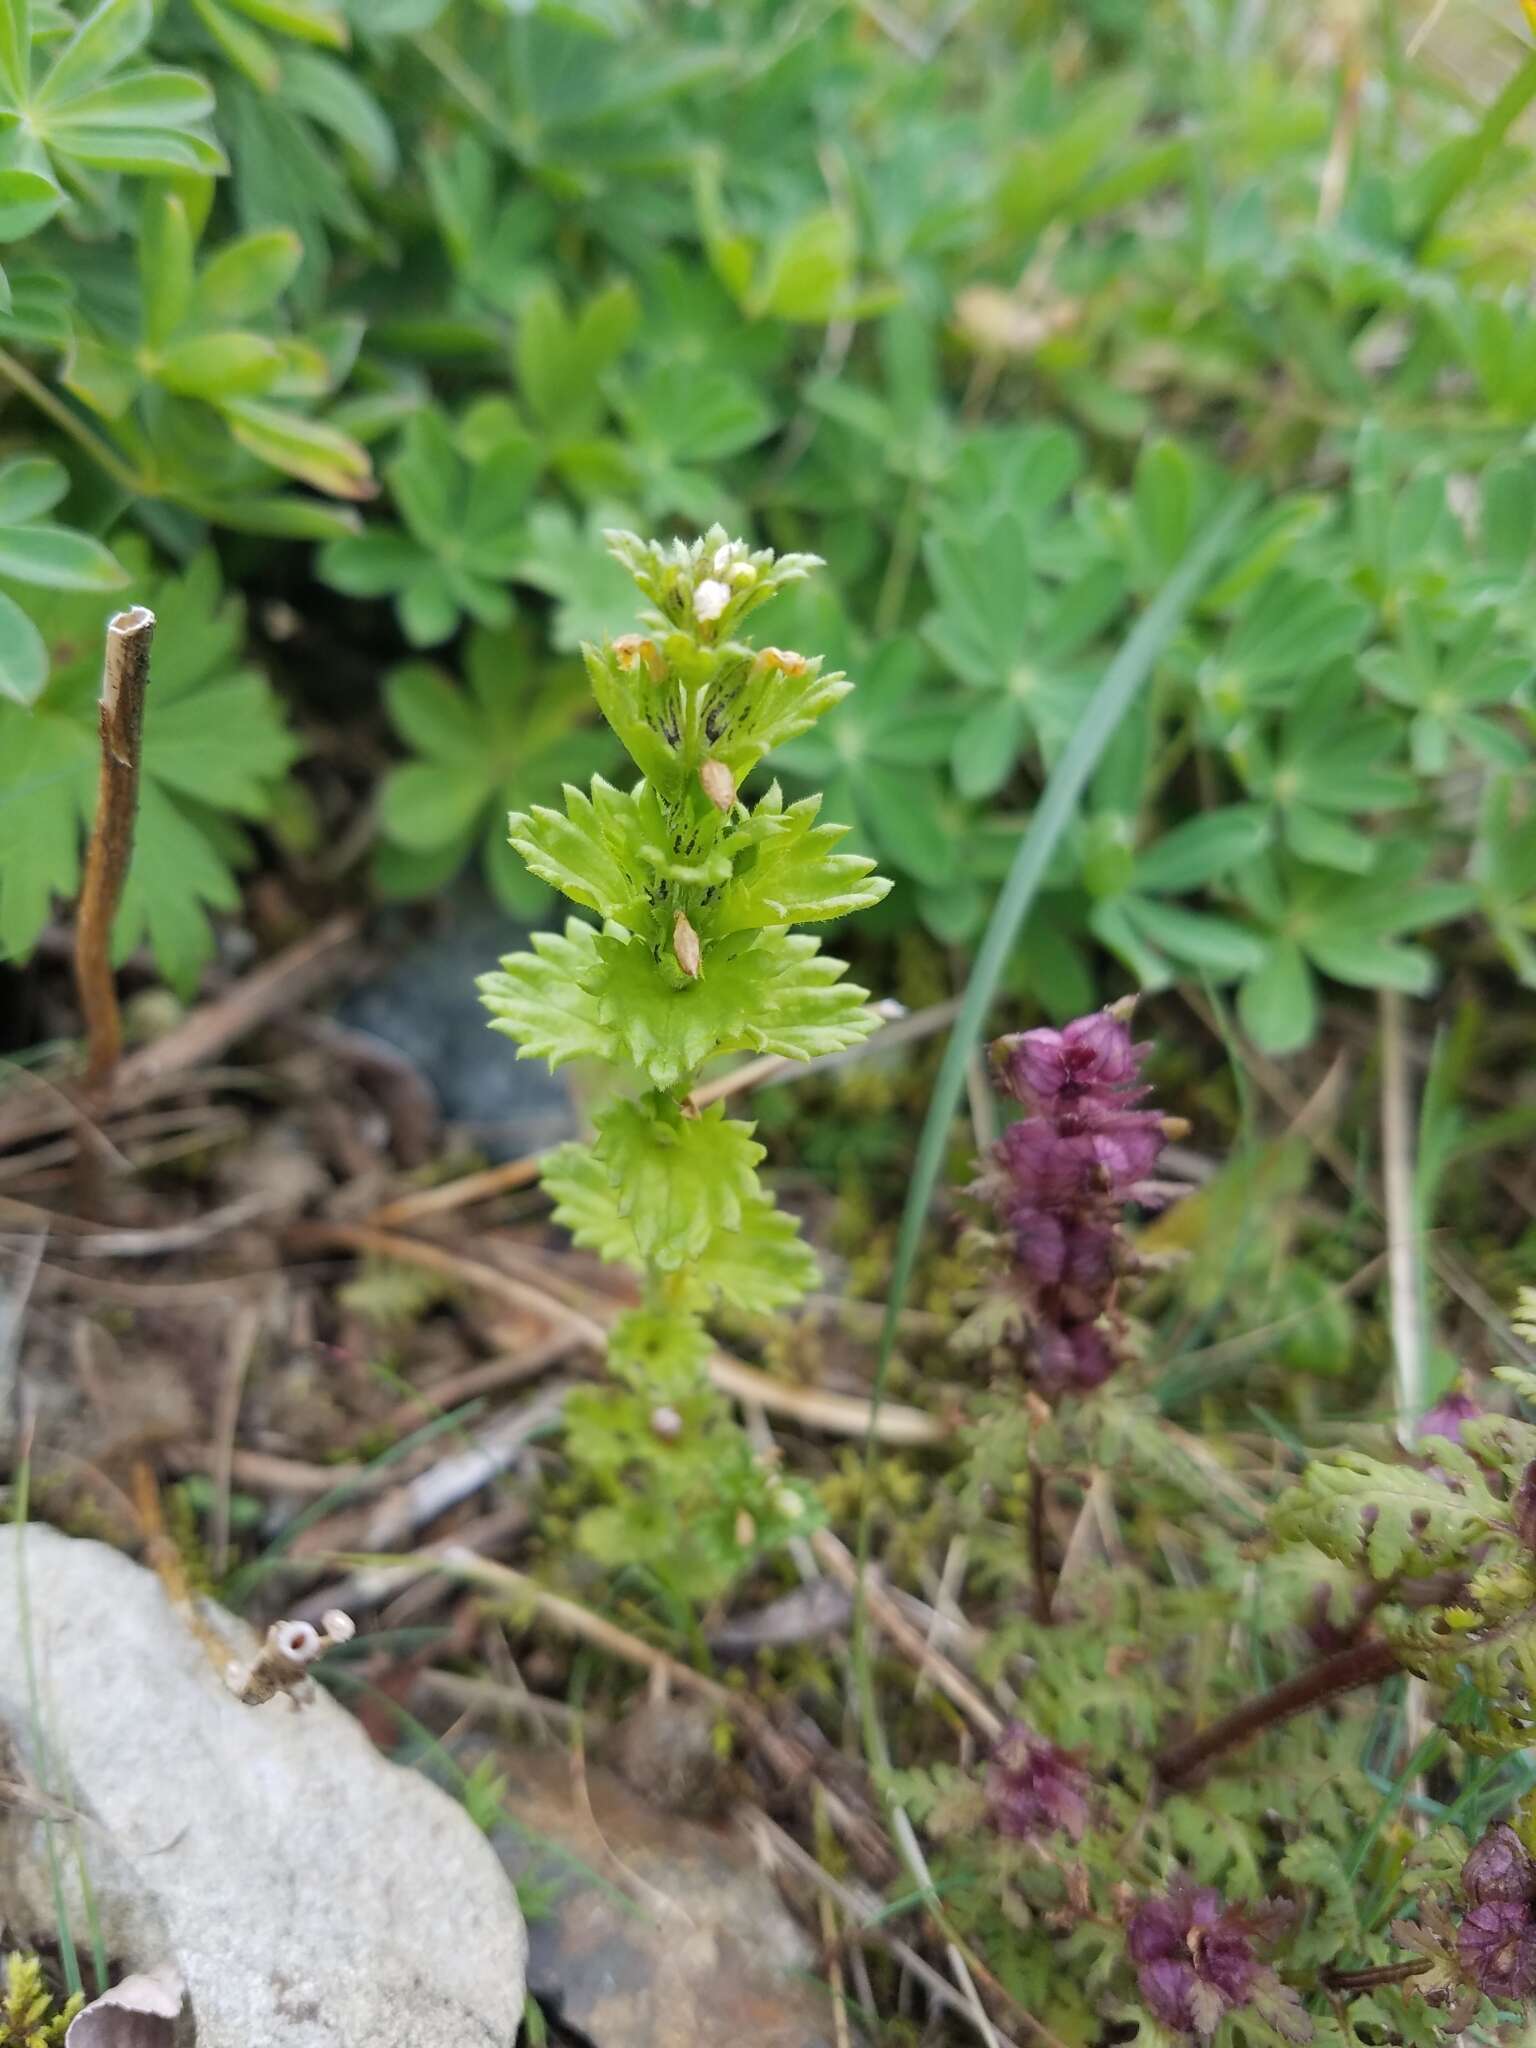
(74, 606, 155, 1094)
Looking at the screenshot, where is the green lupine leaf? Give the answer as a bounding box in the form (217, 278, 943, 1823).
(37, 0, 154, 106)
(0, 456, 66, 526)
(0, 521, 128, 589)
(191, 227, 303, 322)
(0, 586, 47, 705)
(157, 330, 285, 398)
(0, 547, 294, 989)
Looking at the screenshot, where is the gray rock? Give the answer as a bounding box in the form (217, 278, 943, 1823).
(486, 1743, 843, 2048)
(0, 1525, 526, 2048)
(339, 893, 576, 1161)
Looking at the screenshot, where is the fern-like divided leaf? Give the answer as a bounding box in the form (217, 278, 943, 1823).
(1271, 1450, 1506, 1579)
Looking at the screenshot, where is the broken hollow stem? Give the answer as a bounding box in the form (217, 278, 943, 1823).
(1155, 1635, 1401, 1787)
(74, 605, 155, 1093)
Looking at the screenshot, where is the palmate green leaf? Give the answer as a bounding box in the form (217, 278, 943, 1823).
(378, 634, 614, 905)
(479, 919, 609, 1071)
(0, 547, 296, 989)
(0, 587, 46, 704)
(588, 1096, 763, 1270)
(542, 1138, 818, 1312)
(1272, 1451, 1505, 1579)
(588, 927, 879, 1091)
(514, 278, 638, 437)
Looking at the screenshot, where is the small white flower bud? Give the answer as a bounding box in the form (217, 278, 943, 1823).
(693, 578, 730, 623)
(711, 542, 733, 574)
(320, 1609, 356, 1645)
(651, 1405, 683, 1441)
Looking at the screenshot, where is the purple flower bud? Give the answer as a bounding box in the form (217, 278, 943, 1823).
(1066, 1322, 1117, 1390)
(1415, 1389, 1480, 1446)
(1128, 1885, 1260, 2036)
(1458, 1899, 1536, 2001)
(1464, 1826, 1536, 1907)
(1011, 1207, 1067, 1286)
(985, 1723, 1091, 1842)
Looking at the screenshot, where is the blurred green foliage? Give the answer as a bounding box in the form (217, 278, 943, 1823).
(0, 0, 1530, 1040)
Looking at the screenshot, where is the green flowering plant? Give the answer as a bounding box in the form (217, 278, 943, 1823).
(479, 526, 889, 1599)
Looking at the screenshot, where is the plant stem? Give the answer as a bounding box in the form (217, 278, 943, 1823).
(1321, 1958, 1432, 1993)
(0, 346, 146, 496)
(1027, 1463, 1053, 1625)
(74, 606, 155, 1094)
(1156, 1636, 1401, 1787)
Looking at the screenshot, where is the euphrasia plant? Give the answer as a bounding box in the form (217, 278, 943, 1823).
(479, 527, 889, 1598)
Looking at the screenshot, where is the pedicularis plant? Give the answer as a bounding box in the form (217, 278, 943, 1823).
(478, 527, 888, 1600)
(890, 1010, 1536, 2047)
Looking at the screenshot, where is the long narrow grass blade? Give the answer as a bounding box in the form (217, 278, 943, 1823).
(851, 482, 1258, 1756)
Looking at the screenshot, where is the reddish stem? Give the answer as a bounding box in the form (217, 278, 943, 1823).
(1156, 1636, 1400, 1786)
(1028, 1462, 1054, 1625)
(1323, 1958, 1432, 1993)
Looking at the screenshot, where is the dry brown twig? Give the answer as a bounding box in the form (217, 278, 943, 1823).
(430, 1547, 894, 1878)
(74, 605, 155, 1095)
(287, 1218, 946, 1447)
(0, 911, 361, 1155)
(810, 1526, 1004, 1742)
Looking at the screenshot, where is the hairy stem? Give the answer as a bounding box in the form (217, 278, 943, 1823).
(1027, 1463, 1053, 1626)
(1321, 1958, 1432, 1993)
(75, 606, 155, 1093)
(1156, 1636, 1401, 1787)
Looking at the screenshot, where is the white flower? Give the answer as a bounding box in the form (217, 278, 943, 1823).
(711, 542, 733, 574)
(693, 578, 731, 622)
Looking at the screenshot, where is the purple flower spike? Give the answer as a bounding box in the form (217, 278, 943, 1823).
(1459, 1900, 1536, 2002)
(978, 1005, 1173, 1400)
(985, 1723, 1091, 1843)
